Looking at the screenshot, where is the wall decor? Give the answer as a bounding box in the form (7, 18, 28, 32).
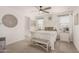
(74, 13, 78, 25)
(2, 14, 18, 28)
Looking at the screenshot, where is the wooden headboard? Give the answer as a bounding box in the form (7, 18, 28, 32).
(45, 27, 56, 31)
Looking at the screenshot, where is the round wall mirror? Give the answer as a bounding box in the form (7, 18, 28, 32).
(2, 14, 18, 28)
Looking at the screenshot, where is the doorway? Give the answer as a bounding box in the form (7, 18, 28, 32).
(57, 14, 73, 42)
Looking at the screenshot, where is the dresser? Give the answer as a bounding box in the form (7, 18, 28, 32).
(60, 32, 70, 42)
(0, 37, 6, 50)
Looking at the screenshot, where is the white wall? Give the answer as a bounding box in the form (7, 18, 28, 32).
(73, 7, 79, 51)
(0, 7, 38, 45)
(44, 14, 57, 28)
(73, 25, 79, 51)
(0, 7, 26, 45)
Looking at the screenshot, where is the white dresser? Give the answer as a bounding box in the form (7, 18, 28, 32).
(60, 32, 70, 42)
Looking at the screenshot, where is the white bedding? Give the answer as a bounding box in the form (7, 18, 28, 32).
(31, 31, 57, 50)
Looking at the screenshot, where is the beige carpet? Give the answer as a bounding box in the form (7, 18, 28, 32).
(5, 39, 78, 53)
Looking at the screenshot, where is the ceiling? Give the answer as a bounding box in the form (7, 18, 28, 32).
(35, 6, 78, 13)
(4, 6, 78, 13)
(0, 6, 78, 19)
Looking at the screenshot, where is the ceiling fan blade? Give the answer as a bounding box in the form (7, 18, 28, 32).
(41, 9, 49, 13)
(35, 6, 49, 13)
(43, 7, 51, 10)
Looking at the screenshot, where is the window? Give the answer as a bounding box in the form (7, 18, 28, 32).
(58, 15, 71, 32)
(37, 19, 44, 30)
(59, 15, 70, 23)
(59, 15, 70, 28)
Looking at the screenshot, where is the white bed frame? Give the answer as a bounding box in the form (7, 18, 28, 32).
(31, 31, 57, 52)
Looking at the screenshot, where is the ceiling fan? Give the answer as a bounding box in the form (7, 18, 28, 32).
(36, 6, 51, 13)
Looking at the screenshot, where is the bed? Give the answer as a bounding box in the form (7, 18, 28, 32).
(31, 31, 57, 52)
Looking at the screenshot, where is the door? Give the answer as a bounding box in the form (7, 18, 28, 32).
(25, 16, 31, 40)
